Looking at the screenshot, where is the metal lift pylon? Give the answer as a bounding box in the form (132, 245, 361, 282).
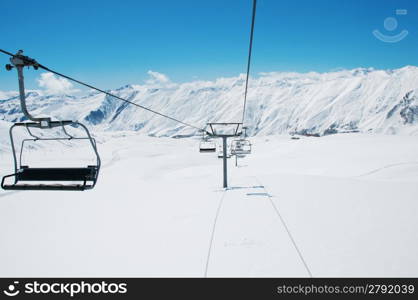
(206, 123, 243, 188)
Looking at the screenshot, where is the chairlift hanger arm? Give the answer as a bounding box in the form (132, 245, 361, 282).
(3, 50, 51, 125)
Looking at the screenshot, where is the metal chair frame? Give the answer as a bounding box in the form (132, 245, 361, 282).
(1, 51, 101, 191)
(1, 121, 101, 191)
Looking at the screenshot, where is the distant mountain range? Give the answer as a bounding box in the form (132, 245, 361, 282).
(1, 67, 418, 138)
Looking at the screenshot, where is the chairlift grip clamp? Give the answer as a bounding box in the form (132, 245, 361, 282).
(5, 50, 40, 70)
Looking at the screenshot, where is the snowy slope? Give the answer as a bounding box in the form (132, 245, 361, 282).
(2, 67, 418, 277)
(0, 133, 417, 277)
(1, 67, 418, 139)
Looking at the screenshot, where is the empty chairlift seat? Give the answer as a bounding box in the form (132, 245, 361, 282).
(231, 139, 252, 155)
(2, 166, 99, 191)
(1, 121, 101, 191)
(199, 139, 216, 152)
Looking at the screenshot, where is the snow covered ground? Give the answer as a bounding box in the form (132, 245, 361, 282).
(0, 132, 417, 277)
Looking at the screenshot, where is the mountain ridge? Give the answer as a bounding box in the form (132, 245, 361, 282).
(1, 66, 418, 137)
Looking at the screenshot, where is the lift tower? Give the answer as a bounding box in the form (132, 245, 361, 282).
(206, 123, 243, 188)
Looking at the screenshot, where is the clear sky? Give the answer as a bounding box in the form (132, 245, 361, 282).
(1, 0, 418, 91)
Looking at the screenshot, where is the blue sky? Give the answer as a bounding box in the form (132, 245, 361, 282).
(1, 0, 418, 91)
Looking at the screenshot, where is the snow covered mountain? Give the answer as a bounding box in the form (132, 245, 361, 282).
(1, 66, 418, 137)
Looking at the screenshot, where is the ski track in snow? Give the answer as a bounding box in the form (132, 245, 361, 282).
(101, 149, 122, 169)
(205, 175, 313, 277)
(204, 188, 227, 277)
(253, 176, 313, 277)
(353, 161, 418, 179)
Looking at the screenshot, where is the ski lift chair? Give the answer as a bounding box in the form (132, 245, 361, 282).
(230, 141, 246, 158)
(1, 121, 101, 191)
(1, 50, 101, 191)
(198, 128, 216, 153)
(199, 139, 216, 153)
(231, 139, 252, 155)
